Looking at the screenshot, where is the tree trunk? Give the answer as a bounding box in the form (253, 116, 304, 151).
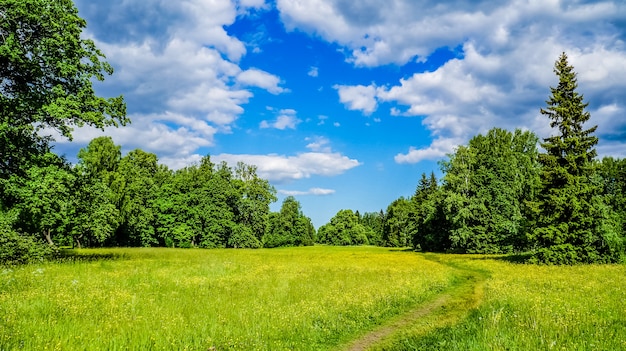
(44, 229, 54, 246)
(75, 236, 82, 249)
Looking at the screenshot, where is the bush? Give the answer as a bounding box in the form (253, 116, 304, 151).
(228, 225, 261, 249)
(0, 226, 56, 265)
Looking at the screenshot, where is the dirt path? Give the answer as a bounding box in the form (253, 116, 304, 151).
(343, 293, 454, 351)
(342, 259, 486, 351)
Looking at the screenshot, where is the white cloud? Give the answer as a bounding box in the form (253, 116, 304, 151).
(305, 136, 332, 152)
(237, 68, 287, 94)
(317, 115, 328, 125)
(394, 137, 462, 164)
(308, 66, 319, 77)
(334, 84, 379, 115)
(279, 188, 336, 196)
(284, 0, 626, 163)
(213, 152, 361, 182)
(237, 0, 267, 9)
(260, 109, 301, 130)
(69, 0, 287, 166)
(276, 0, 625, 66)
(54, 112, 216, 169)
(385, 38, 626, 163)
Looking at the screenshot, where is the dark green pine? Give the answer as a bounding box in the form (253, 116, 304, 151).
(530, 53, 619, 264)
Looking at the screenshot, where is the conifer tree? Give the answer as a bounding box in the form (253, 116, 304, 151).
(530, 53, 622, 263)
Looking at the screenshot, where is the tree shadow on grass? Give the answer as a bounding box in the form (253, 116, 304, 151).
(387, 247, 416, 252)
(56, 249, 128, 263)
(417, 250, 534, 264)
(465, 252, 533, 264)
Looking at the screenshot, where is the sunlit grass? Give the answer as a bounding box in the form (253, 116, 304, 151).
(0, 246, 456, 350)
(383, 255, 626, 350)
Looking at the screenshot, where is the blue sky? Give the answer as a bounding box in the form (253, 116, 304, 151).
(55, 0, 626, 227)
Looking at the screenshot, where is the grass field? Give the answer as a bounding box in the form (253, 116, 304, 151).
(1, 247, 625, 350)
(0, 246, 456, 350)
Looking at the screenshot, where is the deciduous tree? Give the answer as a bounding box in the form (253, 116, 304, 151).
(442, 128, 540, 253)
(0, 0, 126, 181)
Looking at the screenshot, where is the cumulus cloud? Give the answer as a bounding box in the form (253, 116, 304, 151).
(277, 0, 625, 66)
(68, 0, 286, 165)
(237, 68, 287, 94)
(211, 136, 360, 184)
(53, 112, 216, 169)
(237, 0, 267, 10)
(334, 84, 379, 115)
(260, 109, 301, 130)
(213, 151, 361, 182)
(280, 0, 626, 163)
(394, 137, 462, 164)
(278, 188, 336, 196)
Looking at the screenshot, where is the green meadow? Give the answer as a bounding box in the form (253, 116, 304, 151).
(1, 247, 625, 350)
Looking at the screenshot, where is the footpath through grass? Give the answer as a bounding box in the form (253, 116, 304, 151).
(372, 254, 626, 350)
(0, 246, 457, 350)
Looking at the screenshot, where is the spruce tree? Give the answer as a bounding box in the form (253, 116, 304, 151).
(530, 53, 621, 263)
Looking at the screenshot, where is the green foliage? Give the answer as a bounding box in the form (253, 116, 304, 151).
(76, 136, 121, 186)
(599, 157, 626, 245)
(233, 162, 277, 242)
(412, 173, 450, 252)
(318, 209, 369, 245)
(69, 178, 119, 248)
(0, 0, 126, 180)
(228, 224, 262, 249)
(71, 137, 121, 247)
(8, 156, 75, 246)
(441, 128, 540, 253)
(529, 53, 621, 264)
(0, 0, 127, 261)
(0, 210, 56, 265)
(153, 157, 234, 248)
(382, 198, 413, 247)
(263, 196, 314, 247)
(360, 211, 384, 246)
(112, 149, 159, 246)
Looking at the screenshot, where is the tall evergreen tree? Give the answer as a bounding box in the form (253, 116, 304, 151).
(529, 53, 623, 263)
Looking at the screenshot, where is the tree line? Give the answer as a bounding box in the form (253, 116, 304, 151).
(320, 54, 625, 264)
(1, 136, 317, 261)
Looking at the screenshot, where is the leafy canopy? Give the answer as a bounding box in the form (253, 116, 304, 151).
(0, 0, 127, 180)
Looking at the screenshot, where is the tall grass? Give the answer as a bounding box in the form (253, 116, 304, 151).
(382, 255, 626, 350)
(0, 246, 456, 350)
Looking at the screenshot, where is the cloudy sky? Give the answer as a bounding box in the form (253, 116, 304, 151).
(57, 0, 626, 227)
